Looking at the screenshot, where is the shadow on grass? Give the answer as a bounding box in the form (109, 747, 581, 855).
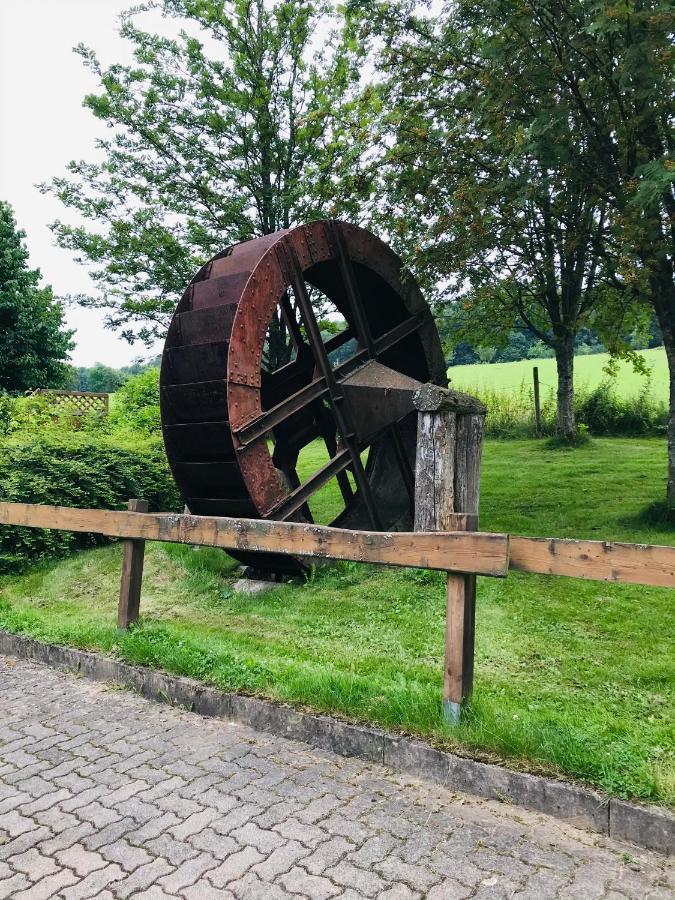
(621, 500, 675, 532)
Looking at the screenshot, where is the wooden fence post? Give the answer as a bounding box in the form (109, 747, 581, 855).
(533, 366, 542, 436)
(117, 499, 148, 629)
(414, 385, 485, 725)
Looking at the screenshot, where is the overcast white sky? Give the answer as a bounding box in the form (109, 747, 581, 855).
(0, 0, 162, 367)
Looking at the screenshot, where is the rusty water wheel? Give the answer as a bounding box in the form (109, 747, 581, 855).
(160, 220, 446, 575)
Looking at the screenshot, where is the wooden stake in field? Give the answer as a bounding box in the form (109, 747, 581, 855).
(533, 366, 542, 436)
(117, 498, 149, 629)
(413, 384, 486, 725)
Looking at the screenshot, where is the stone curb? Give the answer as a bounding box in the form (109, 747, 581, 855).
(1, 630, 672, 856)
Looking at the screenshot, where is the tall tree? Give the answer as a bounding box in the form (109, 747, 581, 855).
(369, 1, 640, 439)
(44, 0, 367, 360)
(0, 202, 73, 392)
(374, 0, 673, 490)
(489, 0, 674, 497)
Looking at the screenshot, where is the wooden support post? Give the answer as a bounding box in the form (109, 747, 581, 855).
(414, 385, 485, 725)
(533, 366, 542, 436)
(117, 499, 148, 629)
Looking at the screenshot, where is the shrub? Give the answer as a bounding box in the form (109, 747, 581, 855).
(576, 380, 667, 436)
(108, 368, 161, 434)
(0, 393, 12, 436)
(0, 434, 180, 573)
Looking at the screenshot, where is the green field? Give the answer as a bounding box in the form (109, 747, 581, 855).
(1, 437, 673, 805)
(450, 347, 669, 399)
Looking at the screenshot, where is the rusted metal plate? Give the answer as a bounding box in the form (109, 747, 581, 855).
(159, 220, 446, 574)
(341, 361, 422, 444)
(192, 273, 251, 310)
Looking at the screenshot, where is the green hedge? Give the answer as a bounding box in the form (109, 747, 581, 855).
(0, 435, 180, 573)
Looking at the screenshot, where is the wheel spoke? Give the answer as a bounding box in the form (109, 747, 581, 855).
(329, 221, 376, 358)
(316, 401, 354, 505)
(279, 291, 304, 350)
(234, 311, 430, 447)
(276, 241, 383, 531)
(389, 421, 415, 506)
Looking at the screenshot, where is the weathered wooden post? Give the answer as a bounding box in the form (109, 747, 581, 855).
(413, 385, 486, 725)
(117, 498, 148, 629)
(533, 366, 542, 436)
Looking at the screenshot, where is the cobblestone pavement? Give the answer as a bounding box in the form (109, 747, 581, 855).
(0, 656, 672, 900)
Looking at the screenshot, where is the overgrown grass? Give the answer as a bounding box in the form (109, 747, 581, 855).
(0, 438, 673, 805)
(457, 379, 667, 438)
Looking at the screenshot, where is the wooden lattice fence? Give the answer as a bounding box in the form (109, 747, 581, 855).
(32, 390, 109, 418)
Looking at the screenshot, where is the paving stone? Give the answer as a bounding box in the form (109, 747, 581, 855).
(376, 855, 442, 892)
(81, 817, 136, 850)
(111, 857, 175, 898)
(9, 846, 59, 880)
(39, 821, 96, 855)
(169, 807, 220, 840)
(188, 828, 238, 857)
(0, 825, 52, 862)
(230, 821, 286, 853)
(125, 812, 180, 844)
(326, 860, 389, 897)
(229, 871, 296, 899)
(144, 833, 200, 865)
(273, 815, 328, 848)
(0, 810, 37, 837)
(19, 787, 72, 815)
(127, 888, 178, 900)
(207, 846, 265, 887)
(0, 873, 30, 900)
(297, 794, 343, 824)
(303, 836, 356, 875)
(426, 878, 473, 899)
(0, 872, 30, 899)
(56, 843, 109, 876)
(100, 838, 154, 872)
(157, 852, 219, 892)
(278, 865, 341, 899)
(348, 833, 400, 866)
(102, 779, 152, 806)
(1, 653, 672, 900)
(13, 867, 79, 900)
(250, 839, 310, 879)
(116, 797, 163, 824)
(379, 885, 422, 900)
(156, 795, 202, 818)
(59, 863, 126, 899)
(75, 800, 124, 827)
(181, 883, 235, 899)
(212, 803, 264, 835)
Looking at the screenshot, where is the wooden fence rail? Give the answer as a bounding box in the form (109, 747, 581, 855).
(2, 500, 674, 587)
(0, 502, 510, 576)
(1, 500, 673, 722)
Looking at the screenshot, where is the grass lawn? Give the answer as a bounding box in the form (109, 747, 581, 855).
(450, 346, 669, 400)
(0, 437, 673, 805)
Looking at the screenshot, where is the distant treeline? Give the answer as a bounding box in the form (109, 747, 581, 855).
(66, 355, 161, 393)
(445, 322, 663, 367)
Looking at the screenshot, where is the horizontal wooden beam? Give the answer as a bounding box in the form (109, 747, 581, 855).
(510, 535, 675, 588)
(3, 502, 673, 588)
(0, 502, 509, 577)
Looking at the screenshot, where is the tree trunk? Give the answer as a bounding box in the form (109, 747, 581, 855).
(648, 260, 675, 507)
(554, 335, 576, 439)
(665, 340, 675, 508)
